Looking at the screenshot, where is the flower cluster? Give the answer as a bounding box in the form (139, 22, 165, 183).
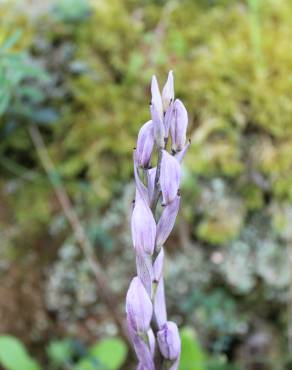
(126, 72, 189, 370)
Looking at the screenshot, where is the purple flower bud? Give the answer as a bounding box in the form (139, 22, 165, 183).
(136, 120, 154, 168)
(154, 278, 167, 329)
(150, 103, 165, 149)
(160, 150, 181, 205)
(126, 277, 153, 333)
(162, 70, 174, 112)
(153, 247, 164, 282)
(171, 99, 188, 152)
(147, 167, 156, 204)
(174, 140, 190, 163)
(156, 195, 180, 247)
(157, 321, 181, 361)
(131, 197, 156, 255)
(136, 252, 153, 296)
(151, 75, 163, 120)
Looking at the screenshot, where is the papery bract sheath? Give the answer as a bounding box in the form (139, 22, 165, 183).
(162, 70, 174, 112)
(154, 278, 167, 329)
(147, 167, 156, 204)
(148, 328, 156, 357)
(153, 247, 164, 282)
(156, 196, 180, 247)
(133, 152, 149, 205)
(171, 99, 188, 152)
(157, 321, 181, 361)
(136, 120, 154, 168)
(174, 140, 190, 163)
(126, 277, 153, 333)
(131, 197, 156, 255)
(150, 103, 165, 149)
(160, 150, 181, 205)
(164, 103, 175, 138)
(128, 324, 155, 370)
(136, 252, 153, 296)
(151, 75, 163, 120)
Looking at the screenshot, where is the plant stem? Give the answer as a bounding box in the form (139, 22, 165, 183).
(150, 147, 166, 369)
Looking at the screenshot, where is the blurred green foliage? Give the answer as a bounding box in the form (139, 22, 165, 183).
(1, 0, 292, 369)
(180, 328, 206, 370)
(0, 336, 40, 370)
(0, 336, 127, 370)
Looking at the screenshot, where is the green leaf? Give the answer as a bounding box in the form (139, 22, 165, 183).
(0, 336, 41, 370)
(47, 339, 73, 366)
(179, 328, 206, 370)
(0, 30, 22, 52)
(74, 338, 127, 370)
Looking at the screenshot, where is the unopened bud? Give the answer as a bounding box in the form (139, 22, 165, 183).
(171, 99, 188, 152)
(162, 70, 174, 112)
(126, 277, 153, 333)
(136, 120, 154, 168)
(157, 321, 181, 361)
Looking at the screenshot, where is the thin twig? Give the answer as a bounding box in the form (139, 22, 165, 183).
(28, 124, 129, 343)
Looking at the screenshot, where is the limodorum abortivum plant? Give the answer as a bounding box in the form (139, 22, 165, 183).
(126, 72, 189, 370)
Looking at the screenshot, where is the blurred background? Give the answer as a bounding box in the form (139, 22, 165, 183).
(1, 0, 292, 369)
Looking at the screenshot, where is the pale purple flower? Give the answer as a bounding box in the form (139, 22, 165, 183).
(126, 71, 189, 369)
(126, 277, 153, 333)
(160, 150, 181, 205)
(157, 321, 181, 361)
(131, 197, 156, 255)
(136, 120, 154, 168)
(151, 75, 163, 120)
(162, 70, 174, 112)
(150, 103, 165, 149)
(171, 99, 188, 152)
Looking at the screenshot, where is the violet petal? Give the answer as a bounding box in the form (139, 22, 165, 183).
(162, 70, 174, 112)
(160, 150, 181, 205)
(126, 277, 153, 333)
(136, 120, 154, 168)
(157, 321, 181, 361)
(150, 103, 165, 149)
(171, 99, 188, 152)
(151, 75, 163, 120)
(131, 197, 156, 255)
